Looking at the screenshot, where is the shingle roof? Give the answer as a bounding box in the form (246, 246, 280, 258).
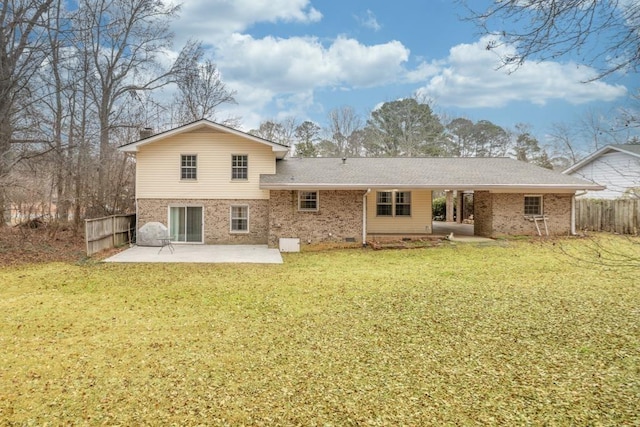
(260, 157, 603, 190)
(118, 119, 290, 159)
(610, 144, 640, 156)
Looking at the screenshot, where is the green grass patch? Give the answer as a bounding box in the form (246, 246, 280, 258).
(1, 236, 639, 425)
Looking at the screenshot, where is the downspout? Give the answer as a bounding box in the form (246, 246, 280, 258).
(362, 189, 371, 246)
(571, 191, 587, 235)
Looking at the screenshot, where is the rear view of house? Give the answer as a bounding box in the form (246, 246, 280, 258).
(119, 120, 289, 245)
(119, 120, 603, 246)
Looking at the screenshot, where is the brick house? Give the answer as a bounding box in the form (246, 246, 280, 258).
(119, 119, 603, 245)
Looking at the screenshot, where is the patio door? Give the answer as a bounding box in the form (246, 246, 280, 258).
(169, 206, 203, 243)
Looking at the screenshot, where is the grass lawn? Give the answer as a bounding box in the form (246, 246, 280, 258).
(1, 236, 639, 425)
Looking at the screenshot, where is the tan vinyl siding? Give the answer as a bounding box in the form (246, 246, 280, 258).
(367, 190, 432, 234)
(135, 130, 277, 199)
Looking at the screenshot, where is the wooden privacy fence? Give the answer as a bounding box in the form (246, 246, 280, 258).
(85, 214, 136, 256)
(575, 199, 639, 235)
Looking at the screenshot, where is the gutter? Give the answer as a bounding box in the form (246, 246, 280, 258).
(362, 189, 371, 246)
(260, 183, 605, 191)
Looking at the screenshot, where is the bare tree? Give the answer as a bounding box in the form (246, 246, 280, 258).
(464, 0, 640, 80)
(250, 118, 298, 147)
(75, 0, 197, 215)
(327, 106, 363, 157)
(0, 0, 56, 224)
(36, 0, 76, 221)
(546, 122, 582, 170)
(173, 48, 236, 124)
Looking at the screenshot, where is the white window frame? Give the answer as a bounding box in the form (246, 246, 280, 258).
(180, 154, 197, 180)
(230, 205, 249, 233)
(376, 191, 393, 217)
(298, 191, 319, 211)
(377, 191, 412, 217)
(231, 154, 248, 180)
(395, 191, 412, 216)
(524, 195, 543, 216)
(168, 205, 204, 244)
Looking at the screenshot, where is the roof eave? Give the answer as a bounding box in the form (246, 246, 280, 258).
(117, 119, 290, 153)
(563, 144, 640, 174)
(259, 183, 605, 191)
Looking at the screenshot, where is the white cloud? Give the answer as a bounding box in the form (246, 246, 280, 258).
(356, 10, 381, 31)
(168, 3, 628, 128)
(416, 36, 628, 108)
(168, 1, 413, 125)
(216, 33, 409, 92)
(404, 61, 442, 83)
(172, 0, 322, 44)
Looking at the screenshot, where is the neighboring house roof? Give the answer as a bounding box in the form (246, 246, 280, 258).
(563, 144, 640, 174)
(118, 119, 290, 159)
(260, 157, 604, 191)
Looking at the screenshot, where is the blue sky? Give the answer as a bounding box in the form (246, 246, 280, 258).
(167, 0, 639, 149)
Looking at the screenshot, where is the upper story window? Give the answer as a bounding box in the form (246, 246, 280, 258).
(181, 155, 197, 180)
(232, 155, 248, 180)
(524, 195, 543, 216)
(376, 191, 411, 217)
(298, 191, 319, 211)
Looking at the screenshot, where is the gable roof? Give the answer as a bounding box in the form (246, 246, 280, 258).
(118, 119, 290, 159)
(563, 144, 640, 175)
(260, 157, 604, 191)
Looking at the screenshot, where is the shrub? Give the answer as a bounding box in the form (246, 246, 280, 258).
(432, 196, 446, 220)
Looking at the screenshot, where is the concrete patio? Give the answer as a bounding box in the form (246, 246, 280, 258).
(103, 244, 283, 264)
(432, 222, 495, 243)
(432, 221, 474, 236)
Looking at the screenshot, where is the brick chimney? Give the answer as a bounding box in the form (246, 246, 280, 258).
(139, 127, 153, 139)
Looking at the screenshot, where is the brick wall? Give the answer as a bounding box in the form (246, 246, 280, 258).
(137, 199, 268, 244)
(474, 192, 573, 237)
(268, 190, 364, 246)
(473, 191, 493, 237)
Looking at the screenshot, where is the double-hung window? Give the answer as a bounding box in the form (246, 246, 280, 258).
(524, 195, 543, 216)
(298, 191, 319, 211)
(376, 191, 393, 216)
(232, 155, 248, 180)
(395, 191, 411, 216)
(230, 205, 249, 232)
(181, 155, 197, 180)
(376, 191, 411, 217)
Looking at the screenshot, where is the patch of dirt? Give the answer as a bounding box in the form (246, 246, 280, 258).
(367, 238, 445, 250)
(0, 223, 87, 267)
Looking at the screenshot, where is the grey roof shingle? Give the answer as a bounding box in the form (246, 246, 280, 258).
(260, 157, 603, 190)
(610, 144, 640, 156)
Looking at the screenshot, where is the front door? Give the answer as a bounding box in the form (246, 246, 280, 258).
(169, 206, 203, 243)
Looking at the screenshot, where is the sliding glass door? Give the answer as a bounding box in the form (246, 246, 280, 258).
(169, 206, 203, 243)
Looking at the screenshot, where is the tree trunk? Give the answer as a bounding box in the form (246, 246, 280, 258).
(0, 106, 12, 226)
